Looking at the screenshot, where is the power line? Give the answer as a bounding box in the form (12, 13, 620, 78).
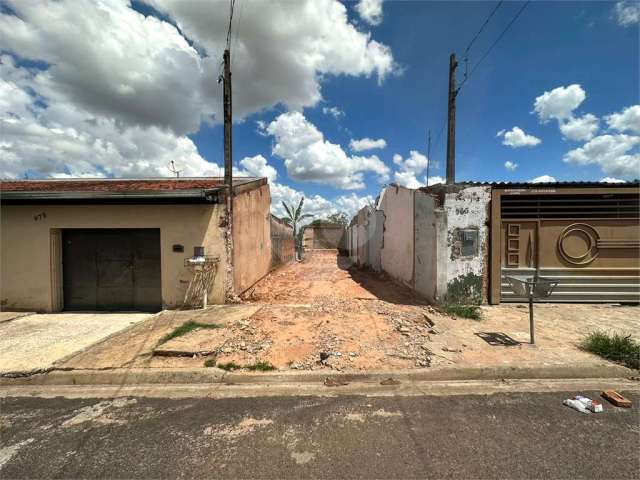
(225, 0, 236, 50)
(231, 0, 247, 73)
(232, 0, 245, 60)
(461, 1, 503, 61)
(457, 0, 531, 94)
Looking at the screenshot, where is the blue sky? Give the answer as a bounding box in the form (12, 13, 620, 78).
(1, 0, 639, 218)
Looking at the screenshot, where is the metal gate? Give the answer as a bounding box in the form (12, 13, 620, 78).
(62, 229, 162, 311)
(494, 189, 640, 303)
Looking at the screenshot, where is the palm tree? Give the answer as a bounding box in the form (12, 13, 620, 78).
(282, 197, 313, 260)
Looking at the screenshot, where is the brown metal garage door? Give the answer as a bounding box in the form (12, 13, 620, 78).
(62, 229, 162, 311)
(498, 192, 640, 303)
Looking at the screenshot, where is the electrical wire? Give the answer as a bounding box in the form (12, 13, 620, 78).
(457, 0, 531, 94)
(225, 0, 236, 50)
(461, 1, 503, 61)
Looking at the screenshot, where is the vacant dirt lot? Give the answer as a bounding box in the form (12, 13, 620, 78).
(58, 250, 639, 373)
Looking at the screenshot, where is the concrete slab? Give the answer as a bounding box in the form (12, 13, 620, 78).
(0, 312, 36, 324)
(59, 305, 262, 370)
(0, 313, 151, 374)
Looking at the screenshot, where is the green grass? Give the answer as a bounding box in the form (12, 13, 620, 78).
(217, 361, 241, 371)
(204, 358, 217, 368)
(214, 360, 275, 372)
(158, 321, 222, 345)
(580, 331, 640, 370)
(244, 361, 276, 371)
(441, 304, 481, 320)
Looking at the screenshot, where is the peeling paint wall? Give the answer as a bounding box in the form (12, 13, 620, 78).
(442, 186, 491, 304)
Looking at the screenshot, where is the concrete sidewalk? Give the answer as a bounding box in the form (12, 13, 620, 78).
(0, 313, 152, 374)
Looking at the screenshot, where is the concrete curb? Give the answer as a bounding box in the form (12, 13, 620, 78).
(0, 363, 634, 387)
(0, 312, 37, 325)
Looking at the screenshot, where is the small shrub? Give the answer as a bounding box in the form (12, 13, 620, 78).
(442, 304, 481, 320)
(204, 358, 216, 368)
(217, 361, 241, 371)
(581, 331, 640, 370)
(245, 361, 276, 372)
(158, 321, 222, 345)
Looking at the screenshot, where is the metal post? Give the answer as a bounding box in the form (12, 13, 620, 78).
(529, 292, 535, 345)
(203, 281, 208, 309)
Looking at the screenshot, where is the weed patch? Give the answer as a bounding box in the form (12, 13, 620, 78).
(204, 358, 217, 368)
(217, 361, 242, 371)
(245, 361, 276, 371)
(442, 304, 481, 320)
(158, 321, 222, 345)
(580, 331, 640, 370)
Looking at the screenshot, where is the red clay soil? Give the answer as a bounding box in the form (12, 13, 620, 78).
(220, 250, 437, 371)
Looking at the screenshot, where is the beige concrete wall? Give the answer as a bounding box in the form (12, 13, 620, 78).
(232, 183, 271, 293)
(0, 204, 226, 312)
(270, 215, 295, 267)
(379, 185, 415, 287)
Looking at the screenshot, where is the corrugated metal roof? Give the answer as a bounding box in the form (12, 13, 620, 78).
(458, 180, 640, 188)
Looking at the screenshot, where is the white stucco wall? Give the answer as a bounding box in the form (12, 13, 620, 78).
(379, 185, 415, 287)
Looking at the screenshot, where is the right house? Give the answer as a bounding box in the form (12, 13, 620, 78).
(347, 181, 640, 305)
(489, 181, 640, 304)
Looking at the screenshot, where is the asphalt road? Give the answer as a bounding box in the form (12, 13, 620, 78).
(1, 391, 638, 479)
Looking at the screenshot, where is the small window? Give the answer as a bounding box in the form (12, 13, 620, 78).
(454, 228, 479, 257)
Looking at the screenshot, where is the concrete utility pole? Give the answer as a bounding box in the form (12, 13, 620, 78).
(425, 129, 431, 187)
(446, 53, 458, 185)
(223, 49, 233, 204)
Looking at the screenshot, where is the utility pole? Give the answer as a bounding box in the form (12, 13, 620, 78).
(223, 48, 232, 206)
(446, 53, 457, 185)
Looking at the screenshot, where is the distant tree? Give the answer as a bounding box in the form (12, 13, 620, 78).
(282, 197, 313, 259)
(308, 211, 349, 227)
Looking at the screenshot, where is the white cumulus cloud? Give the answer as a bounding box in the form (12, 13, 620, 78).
(563, 134, 640, 177)
(349, 137, 387, 152)
(234, 154, 277, 183)
(504, 161, 518, 171)
(355, 0, 384, 26)
(262, 111, 389, 189)
(0, 0, 397, 137)
(605, 105, 640, 134)
(533, 84, 586, 123)
(559, 113, 599, 141)
(0, 55, 219, 179)
(600, 177, 627, 183)
(497, 126, 541, 148)
(614, 1, 640, 26)
(392, 150, 431, 188)
(530, 175, 557, 183)
(322, 106, 345, 119)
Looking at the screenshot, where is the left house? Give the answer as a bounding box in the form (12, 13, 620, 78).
(0, 177, 272, 312)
